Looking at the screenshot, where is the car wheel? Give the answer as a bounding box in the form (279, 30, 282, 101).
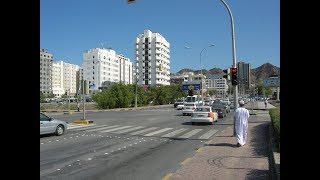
(55, 125, 65, 136)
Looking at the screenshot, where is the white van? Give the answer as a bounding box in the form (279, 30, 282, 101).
(182, 95, 203, 116)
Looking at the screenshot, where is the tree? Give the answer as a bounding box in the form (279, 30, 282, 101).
(40, 92, 46, 103)
(256, 80, 264, 96)
(208, 89, 218, 96)
(265, 87, 273, 97)
(47, 92, 55, 98)
(61, 94, 68, 99)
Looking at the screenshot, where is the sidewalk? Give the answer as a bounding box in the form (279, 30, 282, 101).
(164, 102, 279, 180)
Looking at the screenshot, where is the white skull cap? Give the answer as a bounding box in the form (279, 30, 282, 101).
(239, 100, 245, 105)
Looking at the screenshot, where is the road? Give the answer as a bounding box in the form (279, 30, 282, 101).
(40, 106, 234, 180)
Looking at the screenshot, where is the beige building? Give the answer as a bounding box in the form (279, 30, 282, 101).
(52, 61, 80, 97)
(40, 48, 53, 94)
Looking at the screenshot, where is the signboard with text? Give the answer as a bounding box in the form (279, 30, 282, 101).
(263, 77, 280, 87)
(182, 83, 201, 91)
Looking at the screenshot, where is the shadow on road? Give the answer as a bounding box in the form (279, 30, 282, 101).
(204, 143, 238, 148)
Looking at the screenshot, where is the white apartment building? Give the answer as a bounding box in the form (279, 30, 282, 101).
(52, 62, 64, 97)
(118, 54, 133, 85)
(52, 61, 79, 97)
(135, 29, 170, 86)
(206, 74, 229, 97)
(171, 72, 206, 87)
(83, 48, 133, 91)
(40, 48, 53, 94)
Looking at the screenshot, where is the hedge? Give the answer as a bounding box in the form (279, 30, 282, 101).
(269, 107, 280, 152)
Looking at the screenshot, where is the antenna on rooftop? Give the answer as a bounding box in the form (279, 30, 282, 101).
(100, 42, 104, 49)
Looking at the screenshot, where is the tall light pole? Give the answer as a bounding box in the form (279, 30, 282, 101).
(219, 0, 238, 136)
(135, 61, 138, 108)
(200, 44, 215, 98)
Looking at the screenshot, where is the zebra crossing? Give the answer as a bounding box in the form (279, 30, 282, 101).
(67, 123, 219, 140)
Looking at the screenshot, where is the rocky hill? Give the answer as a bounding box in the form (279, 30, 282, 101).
(174, 63, 280, 83)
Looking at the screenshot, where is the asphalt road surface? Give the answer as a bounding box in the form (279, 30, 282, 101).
(40, 106, 234, 180)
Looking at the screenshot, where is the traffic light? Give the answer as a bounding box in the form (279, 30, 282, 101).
(231, 67, 238, 85)
(223, 68, 231, 80)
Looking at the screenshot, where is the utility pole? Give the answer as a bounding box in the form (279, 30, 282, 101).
(68, 89, 70, 114)
(82, 79, 86, 120)
(135, 70, 138, 108)
(219, 0, 238, 136)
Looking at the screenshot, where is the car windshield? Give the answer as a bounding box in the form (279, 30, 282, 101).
(195, 107, 210, 112)
(185, 104, 195, 106)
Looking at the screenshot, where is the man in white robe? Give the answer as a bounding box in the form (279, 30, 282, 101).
(233, 100, 250, 147)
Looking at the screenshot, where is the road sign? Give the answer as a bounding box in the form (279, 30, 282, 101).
(182, 83, 200, 91)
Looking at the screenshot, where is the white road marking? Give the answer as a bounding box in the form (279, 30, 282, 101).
(114, 126, 145, 134)
(129, 127, 158, 135)
(198, 129, 218, 139)
(143, 128, 173, 136)
(67, 123, 97, 130)
(69, 124, 108, 131)
(178, 129, 203, 139)
(161, 128, 188, 138)
(87, 125, 119, 132)
(100, 126, 132, 133)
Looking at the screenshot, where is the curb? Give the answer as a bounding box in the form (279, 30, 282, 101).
(73, 120, 94, 124)
(268, 123, 280, 180)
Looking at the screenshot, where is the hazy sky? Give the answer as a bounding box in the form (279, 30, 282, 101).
(40, 0, 280, 73)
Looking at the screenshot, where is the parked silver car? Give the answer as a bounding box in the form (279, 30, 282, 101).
(40, 112, 67, 136)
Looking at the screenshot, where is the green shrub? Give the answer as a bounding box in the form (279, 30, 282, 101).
(269, 107, 280, 151)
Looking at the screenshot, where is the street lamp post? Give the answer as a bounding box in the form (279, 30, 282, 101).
(68, 89, 70, 114)
(81, 79, 86, 120)
(200, 44, 215, 98)
(219, 0, 238, 136)
(135, 62, 138, 108)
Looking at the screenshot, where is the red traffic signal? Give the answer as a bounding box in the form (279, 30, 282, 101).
(231, 68, 238, 85)
(231, 68, 237, 74)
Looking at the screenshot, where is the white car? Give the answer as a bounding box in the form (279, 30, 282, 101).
(176, 104, 184, 110)
(40, 112, 68, 136)
(182, 103, 197, 116)
(191, 106, 218, 125)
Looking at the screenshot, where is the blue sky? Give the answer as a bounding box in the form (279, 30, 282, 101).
(40, 0, 279, 73)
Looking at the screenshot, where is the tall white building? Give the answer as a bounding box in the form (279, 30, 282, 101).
(40, 48, 53, 94)
(52, 62, 64, 96)
(135, 29, 170, 86)
(52, 61, 79, 97)
(118, 54, 133, 85)
(83, 48, 133, 91)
